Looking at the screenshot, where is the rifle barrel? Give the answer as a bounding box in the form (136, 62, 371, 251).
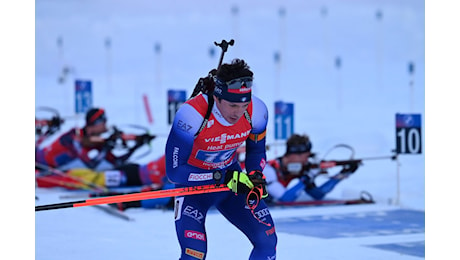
(311, 154, 397, 169)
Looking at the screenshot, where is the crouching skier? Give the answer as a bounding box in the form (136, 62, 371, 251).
(165, 59, 277, 259)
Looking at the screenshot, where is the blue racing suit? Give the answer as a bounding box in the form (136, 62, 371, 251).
(165, 94, 277, 260)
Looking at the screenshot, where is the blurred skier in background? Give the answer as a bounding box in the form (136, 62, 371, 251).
(35, 107, 172, 209)
(264, 133, 359, 203)
(36, 153, 173, 208)
(36, 107, 128, 169)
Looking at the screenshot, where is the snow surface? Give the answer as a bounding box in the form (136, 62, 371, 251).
(35, 187, 425, 260)
(9, 0, 434, 258)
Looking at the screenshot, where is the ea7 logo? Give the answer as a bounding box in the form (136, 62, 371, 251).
(183, 205, 205, 223)
(177, 120, 192, 133)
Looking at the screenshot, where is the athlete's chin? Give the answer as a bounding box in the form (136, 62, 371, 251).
(227, 118, 238, 124)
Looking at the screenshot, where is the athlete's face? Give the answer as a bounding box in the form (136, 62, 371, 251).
(86, 121, 108, 136)
(282, 152, 311, 175)
(215, 98, 250, 124)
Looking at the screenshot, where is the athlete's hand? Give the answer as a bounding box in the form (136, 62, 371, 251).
(340, 161, 360, 175)
(135, 133, 156, 145)
(103, 127, 123, 150)
(248, 170, 268, 198)
(47, 116, 63, 131)
(226, 170, 268, 198)
(103, 138, 116, 151)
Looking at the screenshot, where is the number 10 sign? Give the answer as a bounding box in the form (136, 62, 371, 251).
(395, 113, 422, 154)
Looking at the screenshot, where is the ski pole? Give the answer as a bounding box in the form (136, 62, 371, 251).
(273, 191, 374, 207)
(36, 184, 230, 211)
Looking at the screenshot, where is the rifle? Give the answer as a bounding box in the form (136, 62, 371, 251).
(188, 39, 234, 100)
(102, 125, 156, 164)
(35, 107, 66, 146)
(310, 154, 398, 174)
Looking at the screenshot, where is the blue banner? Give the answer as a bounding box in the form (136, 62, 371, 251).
(274, 101, 294, 140)
(167, 89, 187, 125)
(75, 80, 93, 114)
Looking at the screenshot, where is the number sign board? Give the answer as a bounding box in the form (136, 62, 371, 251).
(167, 89, 187, 125)
(395, 113, 422, 154)
(75, 80, 93, 114)
(274, 101, 294, 140)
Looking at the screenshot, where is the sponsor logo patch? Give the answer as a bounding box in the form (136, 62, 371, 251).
(260, 158, 266, 169)
(183, 205, 204, 223)
(185, 230, 206, 241)
(185, 248, 205, 259)
(177, 120, 192, 133)
(266, 226, 276, 236)
(173, 147, 179, 168)
(188, 172, 213, 181)
(204, 130, 251, 144)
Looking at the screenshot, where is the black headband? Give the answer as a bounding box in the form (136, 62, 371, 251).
(286, 142, 312, 155)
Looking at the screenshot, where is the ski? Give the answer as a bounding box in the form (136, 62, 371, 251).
(58, 186, 154, 199)
(36, 174, 91, 190)
(269, 197, 374, 207)
(92, 204, 134, 221)
(35, 162, 108, 192)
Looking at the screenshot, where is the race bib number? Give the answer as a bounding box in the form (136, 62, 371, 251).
(104, 170, 122, 187)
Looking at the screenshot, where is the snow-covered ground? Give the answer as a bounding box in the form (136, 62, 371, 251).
(3, 0, 447, 259)
(35, 187, 425, 260)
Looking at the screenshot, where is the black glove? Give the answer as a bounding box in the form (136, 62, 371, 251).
(340, 161, 360, 174)
(248, 170, 268, 199)
(109, 127, 123, 140)
(135, 134, 155, 145)
(104, 128, 122, 150)
(103, 138, 116, 151)
(299, 175, 317, 190)
(49, 116, 63, 129)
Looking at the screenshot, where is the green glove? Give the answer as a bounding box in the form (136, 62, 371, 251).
(227, 171, 253, 193)
(226, 170, 268, 198)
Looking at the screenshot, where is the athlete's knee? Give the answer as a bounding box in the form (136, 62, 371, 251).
(260, 231, 277, 250)
(251, 226, 277, 259)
